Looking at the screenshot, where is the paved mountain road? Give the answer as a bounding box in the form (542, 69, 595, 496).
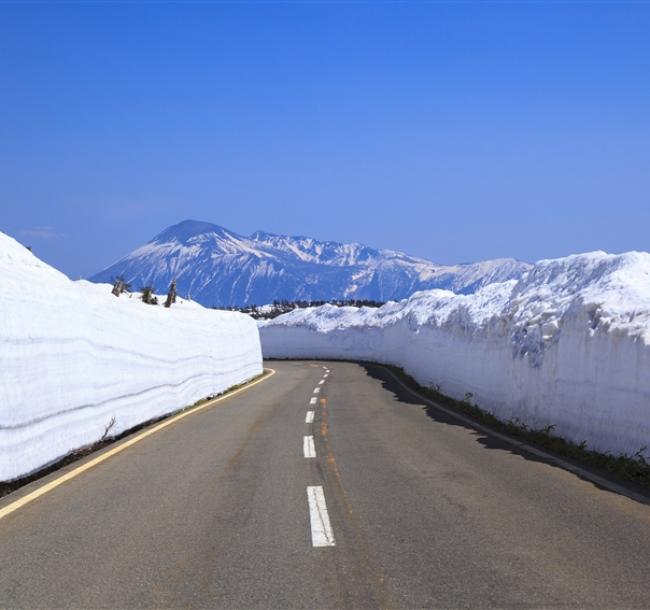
(0, 361, 649, 609)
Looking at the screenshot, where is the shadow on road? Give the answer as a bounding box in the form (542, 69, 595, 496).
(358, 361, 650, 505)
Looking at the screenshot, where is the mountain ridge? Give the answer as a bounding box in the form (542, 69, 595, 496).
(90, 220, 531, 306)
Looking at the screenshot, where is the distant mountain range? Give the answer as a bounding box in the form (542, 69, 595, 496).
(90, 220, 531, 306)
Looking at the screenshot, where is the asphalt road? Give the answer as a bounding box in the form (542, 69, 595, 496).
(1, 360, 649, 609)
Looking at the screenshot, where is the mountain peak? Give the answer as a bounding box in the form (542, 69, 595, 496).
(152, 220, 236, 244)
(250, 229, 275, 240)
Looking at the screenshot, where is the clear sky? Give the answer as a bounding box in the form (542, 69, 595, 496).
(1, 1, 649, 278)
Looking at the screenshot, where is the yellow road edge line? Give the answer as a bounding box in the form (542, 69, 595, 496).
(0, 367, 276, 522)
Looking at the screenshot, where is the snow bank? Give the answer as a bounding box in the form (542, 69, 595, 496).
(0, 232, 262, 482)
(261, 251, 650, 458)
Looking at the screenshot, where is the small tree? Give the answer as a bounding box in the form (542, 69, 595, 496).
(112, 278, 126, 297)
(164, 280, 177, 308)
(141, 286, 158, 305)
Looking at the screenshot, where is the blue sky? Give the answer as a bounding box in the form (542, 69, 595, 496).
(1, 1, 649, 277)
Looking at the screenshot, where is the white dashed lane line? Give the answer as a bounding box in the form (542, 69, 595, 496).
(307, 486, 336, 547)
(303, 435, 316, 458)
(304, 366, 334, 549)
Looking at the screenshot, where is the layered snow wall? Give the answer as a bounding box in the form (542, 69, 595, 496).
(261, 251, 650, 458)
(0, 231, 263, 482)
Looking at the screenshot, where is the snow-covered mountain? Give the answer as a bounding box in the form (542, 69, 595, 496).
(90, 220, 531, 306)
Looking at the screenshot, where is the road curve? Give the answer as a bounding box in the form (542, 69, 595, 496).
(0, 361, 649, 609)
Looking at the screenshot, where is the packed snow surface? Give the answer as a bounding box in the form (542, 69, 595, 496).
(0, 231, 262, 482)
(261, 251, 650, 458)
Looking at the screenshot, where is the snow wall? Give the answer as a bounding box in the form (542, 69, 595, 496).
(0, 231, 263, 482)
(261, 251, 650, 459)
